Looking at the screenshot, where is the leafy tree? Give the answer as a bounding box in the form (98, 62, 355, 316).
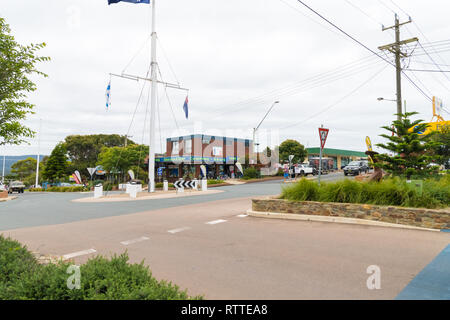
(42, 143, 69, 182)
(279, 139, 307, 164)
(65, 134, 135, 178)
(0, 17, 49, 145)
(427, 124, 450, 167)
(375, 112, 438, 179)
(10, 157, 44, 186)
(97, 144, 149, 182)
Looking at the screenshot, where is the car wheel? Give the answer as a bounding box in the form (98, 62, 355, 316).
(344, 172, 347, 176)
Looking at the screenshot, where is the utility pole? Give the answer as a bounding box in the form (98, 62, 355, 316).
(378, 14, 418, 122)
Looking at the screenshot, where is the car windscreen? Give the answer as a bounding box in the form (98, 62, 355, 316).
(347, 161, 360, 166)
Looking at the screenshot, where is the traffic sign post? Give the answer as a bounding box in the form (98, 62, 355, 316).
(318, 126, 329, 185)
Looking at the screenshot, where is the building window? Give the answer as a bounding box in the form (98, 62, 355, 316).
(213, 146, 223, 156)
(172, 141, 179, 154)
(185, 139, 192, 154)
(202, 136, 211, 144)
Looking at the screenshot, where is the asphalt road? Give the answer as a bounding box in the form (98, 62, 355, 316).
(0, 172, 349, 231)
(3, 172, 448, 299)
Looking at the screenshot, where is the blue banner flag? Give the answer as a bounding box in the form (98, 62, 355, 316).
(108, 0, 150, 5)
(105, 81, 111, 109)
(183, 96, 189, 119)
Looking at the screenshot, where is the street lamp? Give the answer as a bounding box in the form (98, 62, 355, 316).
(377, 97, 406, 113)
(253, 101, 280, 158)
(377, 97, 396, 102)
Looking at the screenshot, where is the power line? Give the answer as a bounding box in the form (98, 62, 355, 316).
(281, 65, 388, 130)
(294, 0, 432, 102)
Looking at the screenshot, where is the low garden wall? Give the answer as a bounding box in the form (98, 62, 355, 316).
(252, 198, 450, 230)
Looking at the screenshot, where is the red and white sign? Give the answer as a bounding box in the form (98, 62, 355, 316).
(319, 127, 329, 150)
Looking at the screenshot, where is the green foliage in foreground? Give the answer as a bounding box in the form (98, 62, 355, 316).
(280, 175, 450, 209)
(0, 235, 201, 300)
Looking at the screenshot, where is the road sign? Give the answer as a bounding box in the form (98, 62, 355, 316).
(319, 127, 329, 150)
(174, 180, 197, 189)
(289, 155, 294, 162)
(157, 167, 163, 176)
(87, 168, 96, 177)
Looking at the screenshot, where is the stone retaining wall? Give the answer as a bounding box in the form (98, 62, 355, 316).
(252, 198, 450, 230)
(0, 191, 7, 199)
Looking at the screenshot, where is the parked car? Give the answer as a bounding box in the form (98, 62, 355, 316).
(8, 181, 25, 194)
(343, 161, 369, 176)
(294, 164, 315, 176)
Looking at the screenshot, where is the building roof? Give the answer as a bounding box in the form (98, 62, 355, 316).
(306, 147, 367, 157)
(167, 134, 252, 143)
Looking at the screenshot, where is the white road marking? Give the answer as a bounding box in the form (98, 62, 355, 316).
(63, 248, 96, 260)
(120, 236, 150, 246)
(206, 219, 227, 225)
(168, 227, 191, 234)
(237, 214, 248, 218)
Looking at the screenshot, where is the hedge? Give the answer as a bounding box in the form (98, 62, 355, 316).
(0, 235, 201, 300)
(280, 175, 450, 209)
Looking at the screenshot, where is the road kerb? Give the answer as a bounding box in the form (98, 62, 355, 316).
(246, 209, 441, 232)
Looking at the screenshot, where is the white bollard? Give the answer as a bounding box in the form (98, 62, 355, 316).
(163, 180, 168, 191)
(201, 179, 207, 192)
(125, 183, 131, 194)
(94, 185, 103, 199)
(129, 185, 137, 198)
(136, 184, 142, 193)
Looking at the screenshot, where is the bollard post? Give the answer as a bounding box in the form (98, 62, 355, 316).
(129, 184, 137, 198)
(94, 185, 103, 199)
(201, 179, 207, 192)
(163, 180, 168, 191)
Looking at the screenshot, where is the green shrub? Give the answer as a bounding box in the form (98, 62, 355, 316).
(0, 236, 201, 300)
(280, 176, 449, 209)
(242, 167, 261, 180)
(207, 180, 225, 185)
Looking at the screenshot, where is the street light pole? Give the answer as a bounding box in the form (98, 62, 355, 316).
(253, 101, 280, 162)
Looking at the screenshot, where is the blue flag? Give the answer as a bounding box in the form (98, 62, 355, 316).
(106, 81, 111, 109)
(183, 96, 189, 119)
(108, 0, 150, 4)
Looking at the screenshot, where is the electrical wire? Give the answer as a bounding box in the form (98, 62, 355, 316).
(294, 0, 432, 102)
(281, 65, 388, 130)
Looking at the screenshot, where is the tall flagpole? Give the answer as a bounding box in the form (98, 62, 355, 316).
(148, 0, 157, 192)
(35, 118, 42, 188)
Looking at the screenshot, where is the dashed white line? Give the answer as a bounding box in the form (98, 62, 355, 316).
(62, 248, 96, 260)
(120, 236, 150, 246)
(237, 214, 248, 218)
(168, 227, 191, 234)
(206, 219, 227, 225)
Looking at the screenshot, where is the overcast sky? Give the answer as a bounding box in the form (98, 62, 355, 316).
(1, 0, 450, 157)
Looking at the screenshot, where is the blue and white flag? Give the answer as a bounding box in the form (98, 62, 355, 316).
(108, 0, 150, 4)
(183, 96, 189, 119)
(106, 81, 111, 109)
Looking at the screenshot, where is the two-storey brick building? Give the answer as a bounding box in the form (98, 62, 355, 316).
(154, 134, 253, 181)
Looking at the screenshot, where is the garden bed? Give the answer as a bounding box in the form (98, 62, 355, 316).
(251, 198, 450, 230)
